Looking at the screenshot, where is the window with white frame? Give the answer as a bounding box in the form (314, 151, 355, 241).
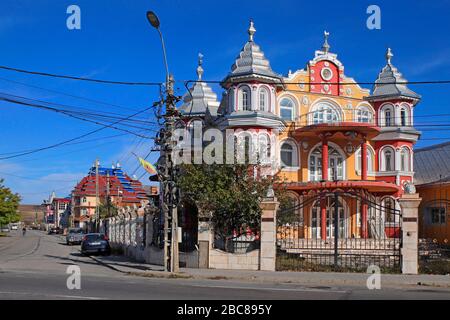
(356, 106, 373, 123)
(400, 147, 410, 171)
(239, 87, 251, 111)
(312, 103, 340, 124)
(309, 145, 344, 181)
(82, 197, 87, 203)
(381, 147, 395, 171)
(59, 203, 66, 210)
(381, 104, 395, 127)
(355, 147, 374, 173)
(279, 98, 294, 121)
(259, 88, 269, 111)
(383, 198, 397, 223)
(280, 141, 298, 168)
(400, 107, 408, 126)
(258, 134, 271, 164)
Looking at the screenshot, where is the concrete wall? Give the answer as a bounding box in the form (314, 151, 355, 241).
(106, 206, 198, 268)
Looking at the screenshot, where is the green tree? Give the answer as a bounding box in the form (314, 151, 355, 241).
(98, 199, 118, 219)
(0, 179, 21, 227)
(178, 162, 277, 250)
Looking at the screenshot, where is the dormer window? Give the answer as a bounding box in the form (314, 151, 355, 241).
(239, 87, 251, 111)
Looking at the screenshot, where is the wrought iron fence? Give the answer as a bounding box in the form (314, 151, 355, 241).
(276, 191, 402, 272)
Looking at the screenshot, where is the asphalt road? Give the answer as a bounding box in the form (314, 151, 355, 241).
(1, 230, 450, 300)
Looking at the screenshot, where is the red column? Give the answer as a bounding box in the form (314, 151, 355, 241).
(322, 137, 328, 181)
(361, 201, 368, 239)
(320, 199, 327, 240)
(361, 138, 368, 181)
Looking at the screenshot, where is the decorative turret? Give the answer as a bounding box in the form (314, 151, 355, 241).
(179, 53, 220, 118)
(216, 20, 285, 131)
(367, 48, 421, 102)
(221, 20, 283, 87)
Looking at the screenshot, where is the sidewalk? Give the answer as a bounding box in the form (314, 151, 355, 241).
(88, 254, 450, 289)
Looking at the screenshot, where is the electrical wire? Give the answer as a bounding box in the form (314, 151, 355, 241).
(0, 65, 162, 86)
(0, 103, 153, 160)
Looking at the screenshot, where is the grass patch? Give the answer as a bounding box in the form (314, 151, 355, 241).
(207, 276, 229, 280)
(0, 232, 8, 237)
(276, 254, 401, 273)
(420, 260, 450, 275)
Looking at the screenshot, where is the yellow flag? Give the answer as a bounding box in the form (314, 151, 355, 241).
(138, 157, 157, 175)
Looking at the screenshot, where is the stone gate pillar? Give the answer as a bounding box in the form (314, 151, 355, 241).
(259, 194, 279, 271)
(198, 215, 213, 269)
(398, 191, 421, 274)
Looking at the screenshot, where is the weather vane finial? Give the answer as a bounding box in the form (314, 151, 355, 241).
(248, 19, 256, 42)
(322, 30, 330, 53)
(197, 52, 204, 80)
(386, 47, 393, 65)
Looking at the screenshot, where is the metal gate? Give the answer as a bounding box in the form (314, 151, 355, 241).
(276, 191, 402, 272)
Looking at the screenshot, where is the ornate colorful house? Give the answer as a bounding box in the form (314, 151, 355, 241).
(178, 20, 421, 244)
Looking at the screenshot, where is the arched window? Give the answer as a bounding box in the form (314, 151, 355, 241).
(400, 147, 410, 172)
(355, 147, 374, 173)
(356, 106, 373, 123)
(239, 87, 251, 111)
(312, 102, 340, 124)
(309, 145, 344, 181)
(381, 147, 395, 171)
(258, 134, 271, 164)
(279, 98, 294, 121)
(280, 140, 298, 168)
(259, 88, 269, 111)
(385, 109, 392, 127)
(380, 104, 395, 127)
(400, 107, 408, 126)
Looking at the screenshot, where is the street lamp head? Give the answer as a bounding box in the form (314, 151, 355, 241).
(146, 11, 160, 29)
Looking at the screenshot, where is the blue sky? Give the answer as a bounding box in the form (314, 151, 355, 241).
(1, 0, 450, 204)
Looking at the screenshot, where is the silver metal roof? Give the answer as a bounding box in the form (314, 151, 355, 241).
(179, 53, 219, 117)
(222, 20, 282, 84)
(414, 141, 450, 185)
(368, 48, 421, 101)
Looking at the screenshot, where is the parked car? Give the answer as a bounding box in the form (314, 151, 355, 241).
(10, 224, 19, 230)
(81, 233, 111, 256)
(66, 228, 84, 245)
(0, 226, 10, 233)
(47, 227, 61, 235)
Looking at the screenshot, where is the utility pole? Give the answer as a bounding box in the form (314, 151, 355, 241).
(95, 159, 100, 233)
(147, 11, 180, 273)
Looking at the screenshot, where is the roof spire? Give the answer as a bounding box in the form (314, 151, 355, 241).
(386, 47, 393, 65)
(248, 19, 256, 42)
(322, 30, 330, 53)
(196, 52, 204, 80)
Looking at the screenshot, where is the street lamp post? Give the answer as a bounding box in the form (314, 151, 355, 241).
(146, 10, 179, 273)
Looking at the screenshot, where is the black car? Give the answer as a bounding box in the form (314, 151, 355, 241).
(47, 227, 61, 235)
(81, 233, 111, 256)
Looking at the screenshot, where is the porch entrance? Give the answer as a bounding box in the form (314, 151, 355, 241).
(276, 191, 402, 272)
(311, 197, 347, 239)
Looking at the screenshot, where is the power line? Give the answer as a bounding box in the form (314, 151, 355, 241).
(0, 104, 153, 160)
(0, 171, 79, 183)
(0, 65, 162, 86)
(184, 79, 450, 86)
(0, 95, 157, 139)
(0, 76, 145, 112)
